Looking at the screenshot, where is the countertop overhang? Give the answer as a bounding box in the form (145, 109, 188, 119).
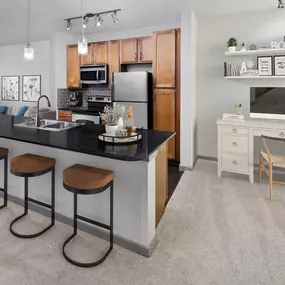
(0, 115, 175, 161)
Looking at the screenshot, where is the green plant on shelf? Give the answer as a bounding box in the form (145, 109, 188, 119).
(227, 37, 237, 47)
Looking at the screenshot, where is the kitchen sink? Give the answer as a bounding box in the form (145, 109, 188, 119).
(14, 119, 83, 132)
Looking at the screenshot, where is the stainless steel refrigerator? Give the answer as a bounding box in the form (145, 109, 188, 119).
(112, 72, 153, 129)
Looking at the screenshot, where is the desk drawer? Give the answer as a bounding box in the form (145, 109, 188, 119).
(221, 126, 248, 136)
(222, 154, 249, 174)
(254, 129, 285, 139)
(222, 135, 248, 154)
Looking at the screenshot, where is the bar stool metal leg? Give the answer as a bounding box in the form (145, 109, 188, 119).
(62, 181, 114, 268)
(0, 156, 8, 209)
(10, 166, 56, 239)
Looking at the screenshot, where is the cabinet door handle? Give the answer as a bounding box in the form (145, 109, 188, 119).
(140, 52, 142, 61)
(280, 133, 285, 138)
(232, 142, 237, 147)
(233, 129, 237, 133)
(233, 161, 237, 165)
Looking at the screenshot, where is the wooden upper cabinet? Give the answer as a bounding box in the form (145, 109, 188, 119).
(120, 38, 138, 64)
(94, 42, 108, 64)
(154, 89, 176, 159)
(81, 43, 95, 65)
(138, 37, 153, 62)
(153, 30, 176, 88)
(108, 40, 120, 86)
(67, 45, 81, 88)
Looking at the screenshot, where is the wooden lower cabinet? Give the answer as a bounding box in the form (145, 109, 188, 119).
(155, 143, 168, 226)
(153, 89, 176, 159)
(58, 110, 72, 122)
(67, 45, 81, 88)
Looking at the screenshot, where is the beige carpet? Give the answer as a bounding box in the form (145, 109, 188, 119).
(1, 160, 285, 284)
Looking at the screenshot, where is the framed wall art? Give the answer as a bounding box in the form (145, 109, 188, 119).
(274, 56, 285, 76)
(1, 76, 20, 101)
(22, 75, 41, 102)
(257, 56, 273, 76)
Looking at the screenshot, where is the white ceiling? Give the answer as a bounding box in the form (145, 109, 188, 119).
(0, 0, 279, 46)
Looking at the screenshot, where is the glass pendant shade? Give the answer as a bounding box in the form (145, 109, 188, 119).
(78, 36, 88, 55)
(24, 43, 34, 60)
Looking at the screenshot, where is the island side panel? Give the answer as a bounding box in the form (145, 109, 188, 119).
(155, 143, 168, 226)
(0, 138, 156, 250)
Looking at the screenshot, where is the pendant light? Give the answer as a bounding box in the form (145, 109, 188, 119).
(24, 0, 34, 60)
(78, 0, 88, 55)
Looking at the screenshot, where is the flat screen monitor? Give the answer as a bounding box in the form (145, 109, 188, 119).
(250, 87, 285, 119)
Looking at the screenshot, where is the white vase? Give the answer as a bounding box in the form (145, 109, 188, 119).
(228, 46, 237, 53)
(105, 125, 118, 136)
(118, 117, 124, 128)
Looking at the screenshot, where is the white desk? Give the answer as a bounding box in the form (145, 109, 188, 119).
(217, 118, 285, 183)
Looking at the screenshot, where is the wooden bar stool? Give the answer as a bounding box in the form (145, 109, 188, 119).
(10, 153, 56, 239)
(0, 148, 8, 209)
(62, 164, 114, 268)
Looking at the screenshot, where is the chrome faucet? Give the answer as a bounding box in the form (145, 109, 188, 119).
(36, 95, 51, 127)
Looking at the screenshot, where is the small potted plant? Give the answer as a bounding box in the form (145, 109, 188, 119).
(100, 104, 125, 136)
(227, 37, 237, 52)
(235, 104, 242, 115)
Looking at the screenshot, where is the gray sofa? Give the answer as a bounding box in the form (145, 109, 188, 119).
(5, 106, 56, 119)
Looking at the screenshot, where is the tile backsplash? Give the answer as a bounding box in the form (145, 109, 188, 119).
(57, 87, 111, 108)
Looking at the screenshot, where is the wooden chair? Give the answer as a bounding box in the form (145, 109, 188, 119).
(259, 135, 285, 200)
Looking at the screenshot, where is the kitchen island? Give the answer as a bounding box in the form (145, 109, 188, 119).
(0, 115, 174, 256)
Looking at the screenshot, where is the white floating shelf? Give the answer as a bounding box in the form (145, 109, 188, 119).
(225, 76, 285, 79)
(225, 49, 285, 57)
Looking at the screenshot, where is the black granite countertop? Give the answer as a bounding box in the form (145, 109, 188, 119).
(0, 115, 174, 161)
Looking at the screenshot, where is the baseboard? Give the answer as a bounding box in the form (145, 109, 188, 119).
(179, 156, 199, 172)
(1, 192, 157, 258)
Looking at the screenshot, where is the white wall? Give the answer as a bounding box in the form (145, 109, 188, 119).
(84, 23, 180, 43)
(180, 9, 198, 170)
(198, 10, 285, 159)
(49, 31, 76, 99)
(0, 41, 51, 108)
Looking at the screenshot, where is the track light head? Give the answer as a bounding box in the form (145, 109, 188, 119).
(66, 19, 72, 31)
(111, 11, 119, 23)
(278, 0, 284, 8)
(95, 15, 103, 27)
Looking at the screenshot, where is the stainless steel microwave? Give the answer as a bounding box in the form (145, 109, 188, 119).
(80, 64, 108, 85)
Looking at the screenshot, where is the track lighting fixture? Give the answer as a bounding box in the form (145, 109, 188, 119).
(66, 19, 72, 31)
(278, 0, 284, 8)
(111, 11, 119, 23)
(64, 9, 121, 30)
(95, 15, 103, 27)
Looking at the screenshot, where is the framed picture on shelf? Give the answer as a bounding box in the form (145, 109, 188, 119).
(1, 76, 20, 101)
(257, 56, 273, 76)
(22, 75, 41, 102)
(274, 56, 285, 76)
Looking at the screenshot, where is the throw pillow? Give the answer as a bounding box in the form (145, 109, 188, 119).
(15, 106, 28, 117)
(0, 105, 8, 114)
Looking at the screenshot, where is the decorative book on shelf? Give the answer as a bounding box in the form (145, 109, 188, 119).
(222, 113, 245, 121)
(224, 62, 238, 77)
